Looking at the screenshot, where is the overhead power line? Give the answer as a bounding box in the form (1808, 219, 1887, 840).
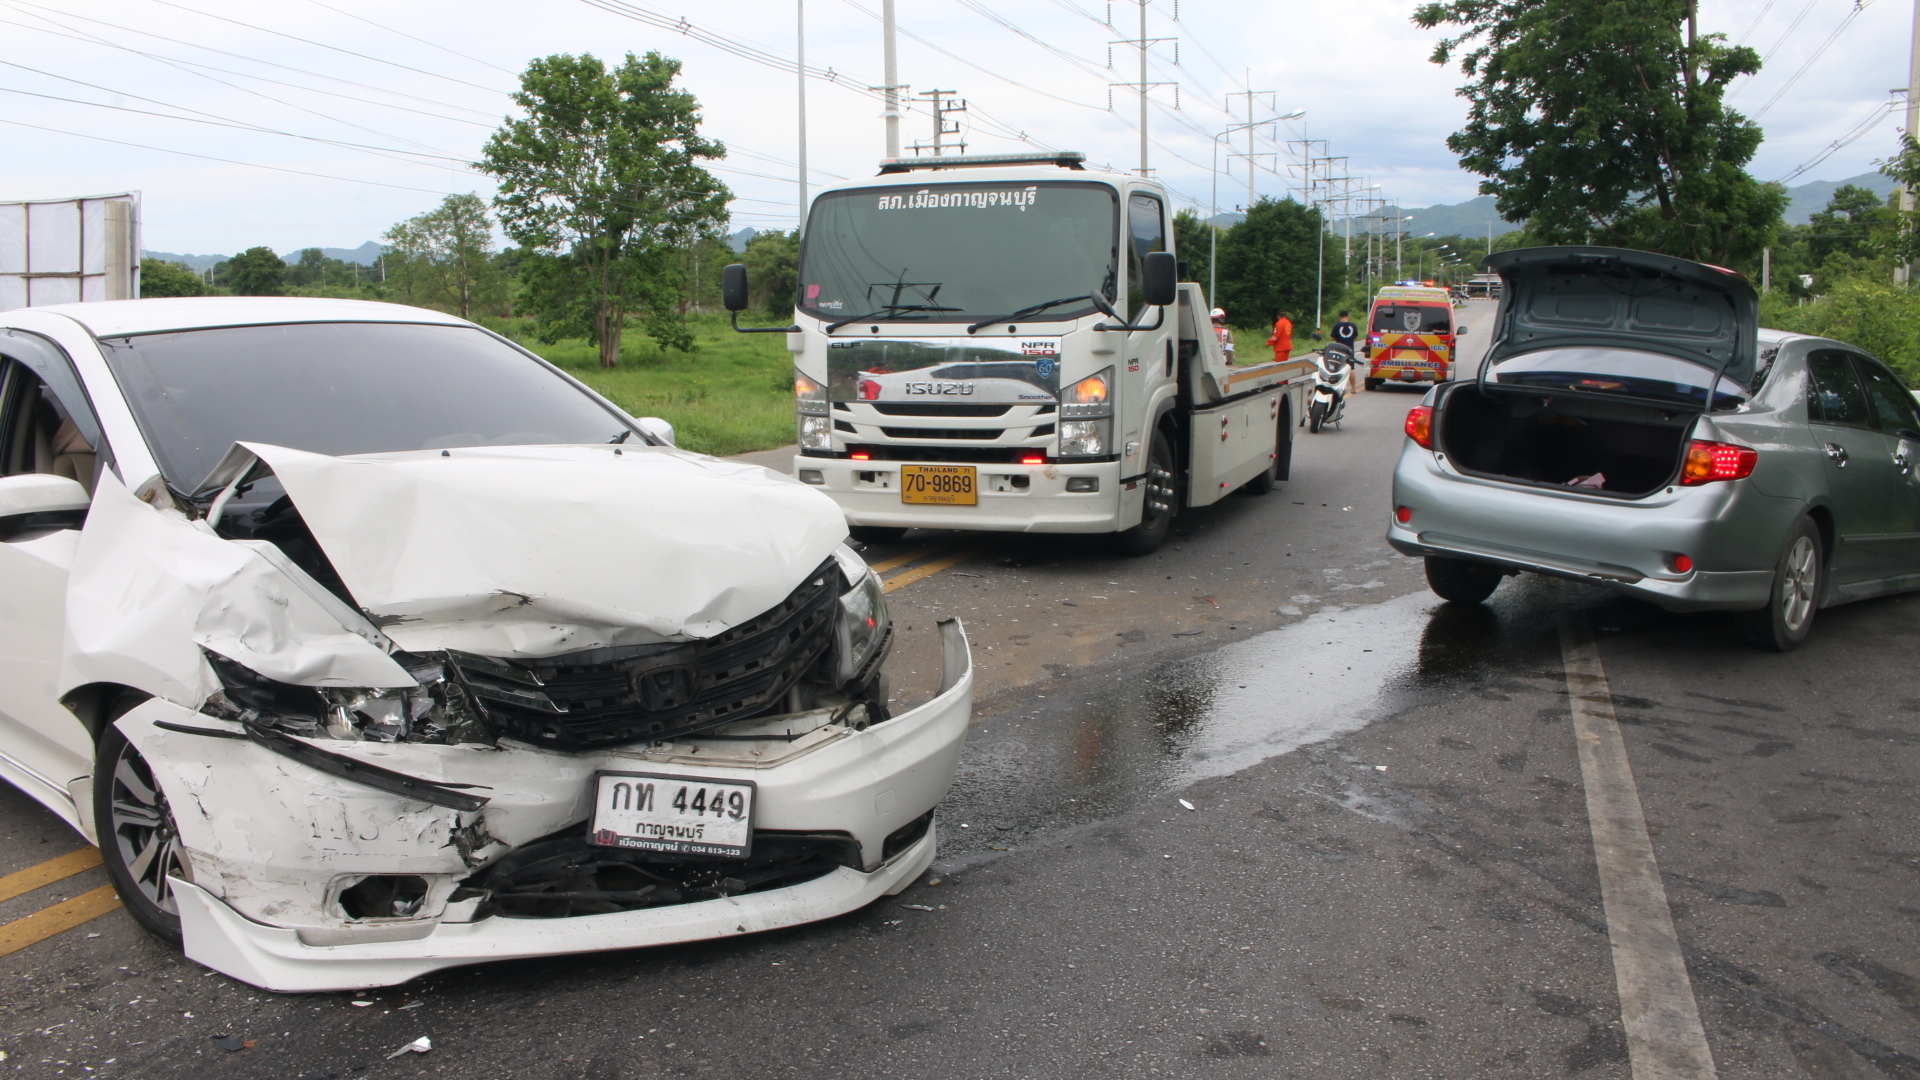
(298, 0, 518, 76)
(1775, 97, 1901, 183)
(1751, 0, 1879, 120)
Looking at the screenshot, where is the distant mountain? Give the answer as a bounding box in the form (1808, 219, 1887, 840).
(143, 241, 385, 270)
(728, 227, 756, 252)
(1781, 172, 1899, 224)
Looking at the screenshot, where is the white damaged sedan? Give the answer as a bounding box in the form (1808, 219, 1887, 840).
(0, 298, 971, 991)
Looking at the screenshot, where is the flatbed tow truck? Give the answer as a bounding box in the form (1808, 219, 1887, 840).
(723, 151, 1311, 555)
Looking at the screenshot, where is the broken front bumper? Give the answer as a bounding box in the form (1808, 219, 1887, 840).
(121, 620, 973, 993)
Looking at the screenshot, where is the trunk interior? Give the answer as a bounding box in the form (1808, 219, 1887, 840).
(1438, 386, 1695, 498)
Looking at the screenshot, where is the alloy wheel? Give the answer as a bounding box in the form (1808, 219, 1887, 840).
(1781, 534, 1817, 632)
(108, 740, 189, 916)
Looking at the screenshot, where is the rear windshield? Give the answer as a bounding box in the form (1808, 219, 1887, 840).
(1372, 304, 1452, 333)
(102, 322, 638, 490)
(1487, 347, 1747, 409)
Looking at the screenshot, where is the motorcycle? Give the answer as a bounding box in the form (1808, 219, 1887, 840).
(1307, 342, 1355, 433)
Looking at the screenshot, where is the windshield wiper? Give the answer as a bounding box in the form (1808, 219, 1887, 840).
(825, 303, 961, 333)
(609, 429, 632, 444)
(967, 293, 1117, 335)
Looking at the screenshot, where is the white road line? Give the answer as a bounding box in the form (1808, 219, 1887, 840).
(1559, 614, 1718, 1080)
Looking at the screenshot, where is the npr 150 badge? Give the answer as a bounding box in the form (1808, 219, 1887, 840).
(590, 772, 756, 858)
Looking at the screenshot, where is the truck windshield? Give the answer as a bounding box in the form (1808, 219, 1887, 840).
(800, 181, 1118, 324)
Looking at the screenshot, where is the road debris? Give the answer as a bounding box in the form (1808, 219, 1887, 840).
(899, 903, 935, 911)
(1178, 799, 1196, 811)
(1174, 630, 1204, 637)
(386, 1036, 432, 1059)
(211, 1035, 245, 1053)
(1203, 597, 1219, 608)
(351, 1000, 374, 1008)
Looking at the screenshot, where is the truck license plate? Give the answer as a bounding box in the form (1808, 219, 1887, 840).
(589, 772, 754, 858)
(901, 464, 977, 505)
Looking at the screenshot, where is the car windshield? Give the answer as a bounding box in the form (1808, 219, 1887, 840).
(1372, 304, 1452, 333)
(799, 181, 1118, 323)
(101, 321, 637, 490)
(1487, 346, 1747, 410)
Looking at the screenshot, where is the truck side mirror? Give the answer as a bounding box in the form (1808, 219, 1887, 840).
(1142, 251, 1177, 307)
(722, 264, 749, 312)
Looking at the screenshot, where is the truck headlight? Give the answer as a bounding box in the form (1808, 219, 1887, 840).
(799, 413, 832, 449)
(1058, 366, 1113, 459)
(831, 548, 892, 686)
(796, 370, 826, 402)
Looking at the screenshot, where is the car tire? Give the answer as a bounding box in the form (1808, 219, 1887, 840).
(95, 720, 190, 948)
(1365, 378, 1382, 392)
(1743, 517, 1823, 652)
(848, 526, 909, 545)
(1425, 556, 1503, 605)
(1117, 429, 1177, 556)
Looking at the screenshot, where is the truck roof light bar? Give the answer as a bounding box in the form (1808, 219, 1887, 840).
(877, 152, 1087, 174)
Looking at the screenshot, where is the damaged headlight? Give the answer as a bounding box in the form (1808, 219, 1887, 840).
(202, 652, 492, 745)
(831, 546, 892, 686)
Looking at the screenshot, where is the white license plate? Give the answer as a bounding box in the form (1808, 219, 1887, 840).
(589, 772, 755, 858)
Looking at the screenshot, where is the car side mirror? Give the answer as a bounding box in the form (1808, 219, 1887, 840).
(1454, 325, 1468, 336)
(1142, 251, 1177, 307)
(0, 473, 90, 537)
(635, 417, 676, 447)
(722, 264, 749, 313)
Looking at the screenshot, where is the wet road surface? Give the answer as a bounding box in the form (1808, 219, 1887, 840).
(7, 300, 1920, 1078)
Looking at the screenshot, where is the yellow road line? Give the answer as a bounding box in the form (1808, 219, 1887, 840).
(867, 546, 947, 575)
(0, 848, 102, 904)
(0, 884, 122, 959)
(882, 548, 983, 594)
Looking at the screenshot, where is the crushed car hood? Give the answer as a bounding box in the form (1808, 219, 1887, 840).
(1484, 246, 1758, 391)
(246, 442, 848, 658)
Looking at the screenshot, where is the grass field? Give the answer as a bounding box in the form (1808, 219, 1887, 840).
(508, 314, 798, 457)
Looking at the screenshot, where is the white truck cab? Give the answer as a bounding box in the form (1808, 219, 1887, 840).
(725, 151, 1311, 555)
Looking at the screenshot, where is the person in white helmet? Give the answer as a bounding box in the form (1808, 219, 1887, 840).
(1211, 307, 1236, 365)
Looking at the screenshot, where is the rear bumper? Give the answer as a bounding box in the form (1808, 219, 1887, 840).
(796, 455, 1125, 533)
(1388, 441, 1795, 612)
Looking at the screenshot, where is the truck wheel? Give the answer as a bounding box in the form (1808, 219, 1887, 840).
(1741, 517, 1822, 652)
(1365, 378, 1382, 392)
(1425, 556, 1502, 605)
(96, 722, 189, 948)
(848, 526, 908, 545)
(1117, 429, 1177, 556)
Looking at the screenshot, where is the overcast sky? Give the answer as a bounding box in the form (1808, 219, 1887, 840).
(2, 0, 1910, 256)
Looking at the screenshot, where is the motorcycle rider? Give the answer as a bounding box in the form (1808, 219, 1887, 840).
(1211, 307, 1235, 364)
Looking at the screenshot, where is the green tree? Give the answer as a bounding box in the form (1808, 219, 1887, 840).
(285, 248, 328, 288)
(226, 246, 286, 296)
(479, 52, 730, 366)
(138, 258, 206, 298)
(381, 194, 505, 318)
(1805, 184, 1893, 269)
(742, 229, 799, 317)
(1214, 198, 1344, 333)
(1414, 0, 1786, 265)
(1172, 209, 1215, 303)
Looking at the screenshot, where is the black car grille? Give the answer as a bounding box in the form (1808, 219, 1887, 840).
(447, 559, 842, 751)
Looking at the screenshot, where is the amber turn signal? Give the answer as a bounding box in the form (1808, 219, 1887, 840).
(1404, 406, 1434, 449)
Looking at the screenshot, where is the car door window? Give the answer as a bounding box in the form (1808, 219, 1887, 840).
(1806, 350, 1872, 427)
(1855, 358, 1920, 436)
(0, 358, 104, 495)
(1125, 194, 1165, 321)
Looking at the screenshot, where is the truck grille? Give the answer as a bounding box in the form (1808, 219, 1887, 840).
(446, 559, 841, 751)
(868, 402, 1015, 417)
(880, 427, 1003, 440)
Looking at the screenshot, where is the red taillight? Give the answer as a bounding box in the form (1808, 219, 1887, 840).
(1404, 405, 1434, 449)
(851, 450, 871, 461)
(1020, 453, 1045, 465)
(1669, 554, 1694, 573)
(859, 379, 881, 400)
(1395, 505, 1412, 524)
(1679, 439, 1756, 485)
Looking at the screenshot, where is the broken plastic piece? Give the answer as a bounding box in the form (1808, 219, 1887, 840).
(899, 903, 934, 911)
(1178, 799, 1195, 811)
(1174, 630, 1203, 637)
(1568, 472, 1607, 489)
(211, 1035, 244, 1053)
(386, 1037, 432, 1059)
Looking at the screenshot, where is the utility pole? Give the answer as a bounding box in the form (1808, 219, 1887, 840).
(1109, 0, 1174, 176)
(1225, 79, 1277, 208)
(1902, 0, 1920, 283)
(1287, 138, 1328, 204)
(881, 0, 903, 158)
(797, 0, 808, 237)
(1762, 246, 1772, 293)
(912, 90, 967, 156)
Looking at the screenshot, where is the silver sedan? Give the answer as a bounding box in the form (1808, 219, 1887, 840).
(1387, 246, 1920, 650)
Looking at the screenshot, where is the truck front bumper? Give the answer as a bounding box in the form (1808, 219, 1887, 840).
(795, 455, 1126, 533)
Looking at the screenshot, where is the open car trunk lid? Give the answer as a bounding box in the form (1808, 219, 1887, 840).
(1480, 246, 1757, 412)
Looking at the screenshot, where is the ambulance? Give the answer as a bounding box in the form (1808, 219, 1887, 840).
(1362, 284, 1463, 390)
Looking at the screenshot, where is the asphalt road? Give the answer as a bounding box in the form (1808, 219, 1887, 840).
(7, 300, 1920, 1079)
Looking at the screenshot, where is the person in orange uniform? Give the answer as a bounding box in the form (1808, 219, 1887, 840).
(1267, 309, 1293, 361)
